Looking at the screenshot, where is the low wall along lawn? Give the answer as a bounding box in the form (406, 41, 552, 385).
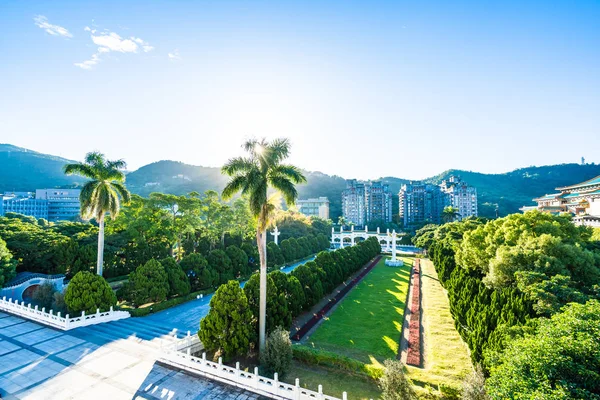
(306, 257, 412, 366)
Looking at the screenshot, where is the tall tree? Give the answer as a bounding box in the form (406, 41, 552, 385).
(221, 138, 306, 355)
(442, 206, 461, 223)
(64, 152, 131, 276)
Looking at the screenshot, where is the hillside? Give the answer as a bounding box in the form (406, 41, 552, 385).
(0, 144, 82, 191)
(1, 144, 599, 220)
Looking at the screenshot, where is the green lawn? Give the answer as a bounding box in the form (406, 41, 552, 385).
(406, 258, 472, 392)
(285, 361, 381, 400)
(307, 257, 412, 367)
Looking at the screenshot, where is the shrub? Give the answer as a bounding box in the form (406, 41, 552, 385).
(180, 253, 217, 291)
(161, 257, 191, 297)
(0, 237, 16, 287)
(32, 282, 57, 309)
(461, 365, 489, 400)
(199, 280, 253, 358)
(64, 271, 116, 314)
(207, 249, 233, 284)
(52, 291, 68, 314)
(379, 359, 416, 400)
(244, 273, 291, 335)
(127, 259, 169, 306)
(261, 327, 293, 378)
(226, 245, 249, 278)
(292, 345, 383, 380)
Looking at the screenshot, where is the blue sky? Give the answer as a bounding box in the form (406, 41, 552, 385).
(1, 0, 599, 179)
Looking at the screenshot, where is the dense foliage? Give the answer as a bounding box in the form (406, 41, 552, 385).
(0, 193, 332, 287)
(64, 271, 116, 314)
(486, 300, 600, 399)
(244, 273, 291, 335)
(199, 280, 253, 358)
(261, 326, 293, 378)
(414, 211, 600, 399)
(378, 359, 416, 400)
(0, 236, 16, 287)
(125, 259, 170, 305)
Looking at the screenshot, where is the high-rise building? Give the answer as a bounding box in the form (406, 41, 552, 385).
(35, 189, 81, 222)
(342, 180, 392, 227)
(399, 182, 447, 225)
(1, 192, 49, 220)
(440, 176, 478, 220)
(296, 197, 330, 219)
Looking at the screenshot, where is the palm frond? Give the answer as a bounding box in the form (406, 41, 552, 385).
(85, 152, 105, 166)
(111, 182, 131, 204)
(269, 176, 298, 205)
(222, 175, 248, 200)
(269, 164, 307, 184)
(222, 157, 256, 176)
(63, 163, 98, 179)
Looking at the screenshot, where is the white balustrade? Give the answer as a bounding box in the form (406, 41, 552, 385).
(160, 336, 345, 400)
(0, 296, 130, 330)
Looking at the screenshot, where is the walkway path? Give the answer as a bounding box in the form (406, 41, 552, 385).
(0, 311, 266, 399)
(140, 255, 317, 333)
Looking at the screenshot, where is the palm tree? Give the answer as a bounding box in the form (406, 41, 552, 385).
(442, 206, 460, 223)
(221, 138, 306, 354)
(64, 152, 131, 276)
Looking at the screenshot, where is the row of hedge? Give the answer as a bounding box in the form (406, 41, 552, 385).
(267, 234, 330, 268)
(428, 241, 533, 365)
(199, 237, 382, 357)
(117, 233, 330, 309)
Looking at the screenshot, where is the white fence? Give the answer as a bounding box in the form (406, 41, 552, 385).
(0, 296, 130, 330)
(160, 336, 347, 400)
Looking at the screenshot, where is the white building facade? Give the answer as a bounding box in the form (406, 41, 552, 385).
(440, 176, 478, 220)
(296, 197, 330, 219)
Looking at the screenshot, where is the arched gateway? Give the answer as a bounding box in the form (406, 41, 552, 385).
(0, 272, 66, 302)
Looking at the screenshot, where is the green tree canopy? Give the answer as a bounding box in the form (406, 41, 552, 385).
(127, 259, 169, 305)
(199, 280, 253, 358)
(64, 271, 116, 314)
(486, 300, 600, 399)
(160, 257, 191, 297)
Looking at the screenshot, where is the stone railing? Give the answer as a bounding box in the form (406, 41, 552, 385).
(160, 336, 347, 400)
(0, 296, 130, 330)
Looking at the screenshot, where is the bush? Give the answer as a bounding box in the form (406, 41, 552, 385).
(379, 359, 417, 400)
(180, 253, 217, 291)
(52, 291, 68, 314)
(226, 245, 249, 278)
(207, 249, 233, 284)
(64, 271, 116, 314)
(261, 327, 293, 378)
(161, 257, 191, 297)
(244, 273, 291, 335)
(0, 237, 16, 287)
(292, 345, 383, 380)
(199, 280, 253, 358)
(461, 365, 489, 400)
(127, 259, 169, 306)
(32, 282, 57, 310)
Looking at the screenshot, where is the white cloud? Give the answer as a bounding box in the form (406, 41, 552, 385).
(75, 29, 154, 70)
(74, 53, 100, 70)
(92, 32, 138, 53)
(34, 15, 72, 38)
(168, 49, 181, 60)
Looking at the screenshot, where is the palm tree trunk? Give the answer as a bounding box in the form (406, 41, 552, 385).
(256, 226, 267, 355)
(97, 215, 105, 276)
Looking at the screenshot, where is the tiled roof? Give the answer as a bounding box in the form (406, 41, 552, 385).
(556, 175, 600, 191)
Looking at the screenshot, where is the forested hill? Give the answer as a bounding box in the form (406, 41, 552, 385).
(1, 144, 599, 219)
(0, 144, 82, 190)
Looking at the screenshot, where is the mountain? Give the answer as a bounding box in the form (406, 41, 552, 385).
(0, 144, 82, 191)
(1, 144, 599, 220)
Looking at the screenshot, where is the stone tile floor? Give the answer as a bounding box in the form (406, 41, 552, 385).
(0, 312, 267, 399)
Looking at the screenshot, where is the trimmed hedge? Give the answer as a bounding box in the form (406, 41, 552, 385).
(292, 345, 384, 380)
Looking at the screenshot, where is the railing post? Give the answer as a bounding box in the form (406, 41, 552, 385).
(41, 307, 45, 313)
(236, 362, 240, 380)
(295, 378, 300, 400)
(318, 384, 323, 400)
(65, 314, 69, 329)
(274, 373, 279, 395)
(110, 305, 114, 312)
(343, 392, 348, 400)
(35, 305, 38, 311)
(96, 308, 100, 317)
(187, 348, 191, 356)
(254, 367, 259, 389)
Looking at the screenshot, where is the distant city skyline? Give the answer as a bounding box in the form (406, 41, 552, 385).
(1, 0, 599, 179)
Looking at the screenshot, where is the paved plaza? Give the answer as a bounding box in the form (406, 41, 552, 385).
(0, 312, 265, 399)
